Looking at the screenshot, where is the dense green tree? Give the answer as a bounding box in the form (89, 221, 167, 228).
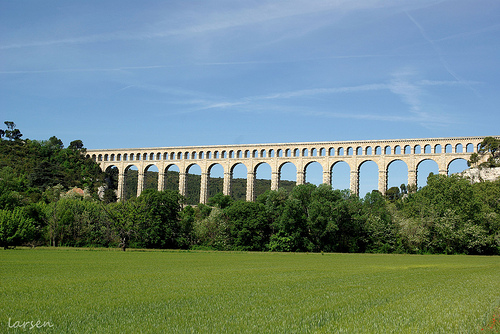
(134, 189, 184, 249)
(0, 207, 36, 249)
(3, 121, 23, 141)
(208, 192, 233, 209)
(223, 200, 270, 251)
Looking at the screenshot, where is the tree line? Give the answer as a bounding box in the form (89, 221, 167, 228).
(1, 122, 499, 255)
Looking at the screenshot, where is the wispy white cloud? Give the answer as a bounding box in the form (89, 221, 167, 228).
(1, 0, 440, 50)
(404, 10, 478, 95)
(0, 65, 172, 74)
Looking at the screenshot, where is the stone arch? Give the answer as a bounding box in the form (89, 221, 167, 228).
(374, 146, 381, 155)
(346, 147, 353, 156)
(185, 163, 202, 204)
(304, 161, 323, 185)
(279, 161, 297, 190)
(384, 146, 391, 155)
(447, 158, 469, 176)
(104, 165, 119, 201)
(455, 144, 463, 153)
(414, 145, 421, 154)
(416, 159, 439, 188)
(356, 147, 363, 155)
(358, 160, 379, 197)
(230, 162, 248, 201)
(124, 164, 139, 201)
(387, 159, 408, 191)
(254, 162, 272, 198)
(434, 144, 442, 154)
(163, 164, 180, 192)
(144, 163, 159, 192)
(365, 146, 373, 155)
(445, 144, 453, 153)
(331, 161, 350, 191)
(394, 146, 401, 154)
(207, 163, 224, 198)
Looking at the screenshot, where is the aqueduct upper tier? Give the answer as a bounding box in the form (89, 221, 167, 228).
(87, 136, 494, 202)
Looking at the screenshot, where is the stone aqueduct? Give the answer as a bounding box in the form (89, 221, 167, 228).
(87, 136, 489, 203)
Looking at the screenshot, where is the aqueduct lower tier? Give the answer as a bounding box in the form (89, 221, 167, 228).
(87, 136, 492, 202)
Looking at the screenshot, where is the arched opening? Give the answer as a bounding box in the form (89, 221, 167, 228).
(163, 164, 180, 192)
(279, 162, 297, 192)
(445, 144, 453, 153)
(358, 161, 378, 198)
(434, 145, 442, 154)
(374, 146, 381, 155)
(331, 161, 350, 191)
(384, 146, 392, 155)
(104, 165, 119, 202)
(455, 144, 463, 153)
(124, 165, 138, 201)
(346, 147, 353, 156)
(338, 147, 345, 156)
(311, 148, 317, 157)
(414, 145, 421, 154)
(417, 159, 439, 188)
(329, 147, 335, 156)
(466, 144, 474, 153)
(208, 163, 224, 199)
(424, 145, 432, 154)
(231, 163, 247, 201)
(186, 164, 201, 205)
(356, 147, 363, 155)
(255, 163, 272, 198)
(387, 160, 408, 193)
(394, 146, 401, 154)
(144, 164, 159, 191)
(305, 161, 323, 185)
(404, 145, 411, 154)
(448, 159, 469, 176)
(366, 147, 373, 155)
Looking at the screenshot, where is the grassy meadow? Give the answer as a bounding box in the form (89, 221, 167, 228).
(1, 248, 500, 333)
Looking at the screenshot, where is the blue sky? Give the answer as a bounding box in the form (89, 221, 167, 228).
(1, 0, 499, 194)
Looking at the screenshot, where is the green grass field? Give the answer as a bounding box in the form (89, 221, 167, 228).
(1, 248, 499, 333)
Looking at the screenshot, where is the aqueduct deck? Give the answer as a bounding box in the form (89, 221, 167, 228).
(87, 136, 490, 202)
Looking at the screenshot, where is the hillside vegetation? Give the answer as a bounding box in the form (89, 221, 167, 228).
(1, 123, 499, 254)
